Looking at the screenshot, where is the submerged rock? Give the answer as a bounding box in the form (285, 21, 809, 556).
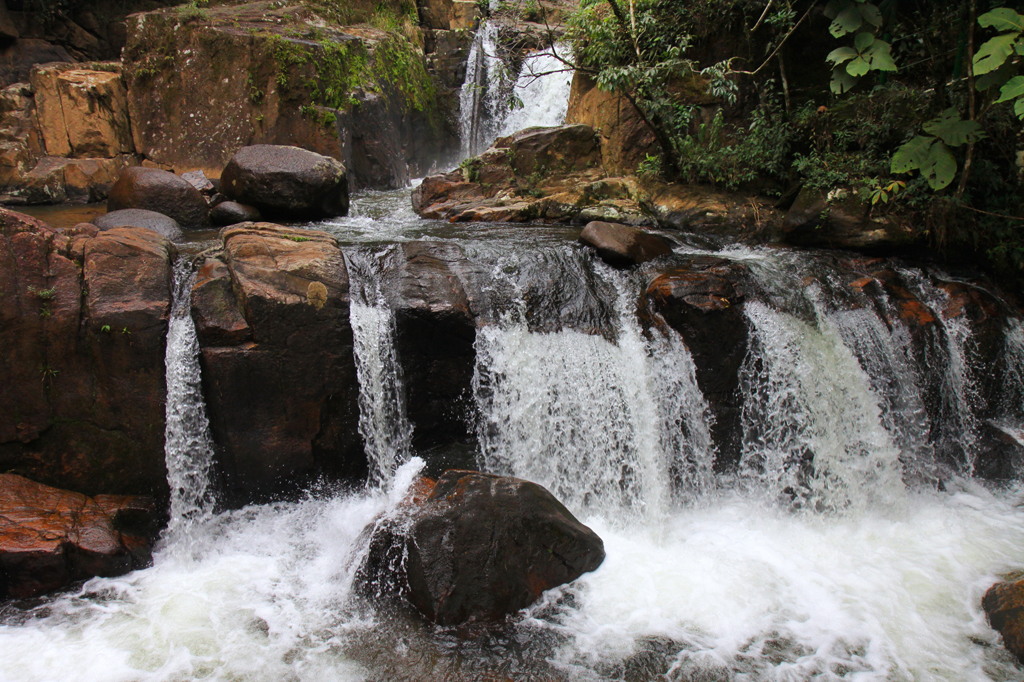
(107, 167, 211, 227)
(580, 220, 673, 267)
(220, 145, 349, 220)
(359, 470, 605, 626)
(93, 208, 182, 240)
(0, 473, 155, 599)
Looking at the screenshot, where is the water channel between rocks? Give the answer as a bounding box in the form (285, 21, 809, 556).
(3, 184, 1024, 682)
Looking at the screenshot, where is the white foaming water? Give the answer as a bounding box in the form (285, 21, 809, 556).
(498, 43, 573, 136)
(459, 21, 508, 158)
(345, 248, 414, 486)
(738, 298, 905, 512)
(474, 269, 716, 519)
(163, 258, 217, 544)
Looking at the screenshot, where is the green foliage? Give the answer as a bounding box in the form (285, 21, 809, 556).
(459, 157, 482, 183)
(176, 0, 210, 22)
(891, 109, 986, 190)
(824, 1, 895, 94)
(286, 235, 313, 242)
(974, 8, 1024, 119)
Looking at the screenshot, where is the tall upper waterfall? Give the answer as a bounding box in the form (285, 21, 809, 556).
(460, 27, 573, 157)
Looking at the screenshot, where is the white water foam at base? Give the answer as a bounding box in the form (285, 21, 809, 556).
(3, 480, 1024, 681)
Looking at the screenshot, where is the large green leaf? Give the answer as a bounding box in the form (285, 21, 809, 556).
(976, 62, 1015, 91)
(996, 75, 1024, 103)
(978, 8, 1024, 33)
(974, 33, 1021, 75)
(922, 108, 986, 146)
(922, 141, 957, 190)
(830, 4, 863, 37)
(823, 0, 848, 20)
(891, 135, 934, 174)
(826, 46, 859, 65)
(854, 31, 875, 51)
(859, 3, 883, 27)
(846, 55, 871, 77)
(865, 38, 897, 71)
(1016, 98, 1024, 119)
(830, 65, 859, 94)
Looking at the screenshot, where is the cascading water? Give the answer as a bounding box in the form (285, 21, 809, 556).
(162, 257, 218, 544)
(5, 192, 1024, 682)
(497, 43, 574, 136)
(459, 21, 508, 158)
(345, 247, 414, 486)
(474, 261, 715, 519)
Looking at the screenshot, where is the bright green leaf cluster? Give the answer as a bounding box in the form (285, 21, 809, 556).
(891, 109, 986, 190)
(974, 8, 1024, 119)
(824, 0, 895, 94)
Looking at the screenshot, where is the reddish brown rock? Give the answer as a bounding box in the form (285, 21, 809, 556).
(192, 223, 362, 502)
(498, 124, 601, 177)
(0, 474, 155, 599)
(0, 208, 173, 500)
(358, 470, 605, 625)
(580, 220, 673, 267)
(646, 257, 750, 466)
(984, 579, 1024, 664)
(566, 72, 659, 175)
(108, 166, 211, 227)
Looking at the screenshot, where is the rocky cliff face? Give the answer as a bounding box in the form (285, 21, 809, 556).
(0, 207, 173, 500)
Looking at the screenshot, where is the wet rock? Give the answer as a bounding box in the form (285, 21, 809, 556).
(107, 167, 211, 227)
(0, 4, 18, 41)
(783, 186, 915, 252)
(220, 145, 349, 220)
(580, 220, 673, 267)
(359, 470, 605, 625)
(566, 72, 659, 175)
(0, 473, 154, 599)
(0, 208, 173, 500)
(192, 223, 362, 503)
(210, 200, 262, 226)
(93, 208, 182, 240)
(498, 124, 601, 177)
(646, 257, 749, 466)
(983, 579, 1024, 664)
(181, 169, 215, 195)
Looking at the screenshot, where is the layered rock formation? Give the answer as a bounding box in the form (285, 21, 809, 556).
(0, 207, 173, 500)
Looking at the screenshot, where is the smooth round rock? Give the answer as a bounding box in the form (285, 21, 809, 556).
(93, 208, 182, 240)
(580, 220, 673, 267)
(220, 144, 349, 220)
(107, 167, 210, 227)
(210, 200, 262, 226)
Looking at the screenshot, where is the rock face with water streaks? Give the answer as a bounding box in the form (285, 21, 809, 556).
(191, 223, 363, 502)
(983, 579, 1024, 664)
(359, 470, 605, 625)
(0, 473, 155, 599)
(0, 207, 173, 500)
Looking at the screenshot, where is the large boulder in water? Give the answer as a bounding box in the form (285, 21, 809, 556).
(107, 167, 210, 228)
(359, 470, 605, 625)
(983, 579, 1024, 664)
(580, 220, 673, 267)
(220, 145, 349, 220)
(0, 473, 155, 599)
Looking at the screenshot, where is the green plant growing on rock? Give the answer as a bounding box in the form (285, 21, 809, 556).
(459, 157, 482, 182)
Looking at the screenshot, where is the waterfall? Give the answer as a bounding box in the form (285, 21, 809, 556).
(459, 21, 507, 158)
(498, 43, 573, 136)
(345, 247, 414, 486)
(163, 257, 217, 543)
(473, 258, 715, 519)
(738, 297, 905, 512)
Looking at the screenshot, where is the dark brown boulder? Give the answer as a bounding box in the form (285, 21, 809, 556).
(107, 167, 211, 228)
(359, 470, 605, 626)
(0, 474, 155, 599)
(983, 579, 1024, 664)
(646, 258, 749, 467)
(497, 124, 601, 177)
(93, 208, 182, 240)
(580, 221, 673, 267)
(220, 145, 349, 220)
(210, 200, 262, 226)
